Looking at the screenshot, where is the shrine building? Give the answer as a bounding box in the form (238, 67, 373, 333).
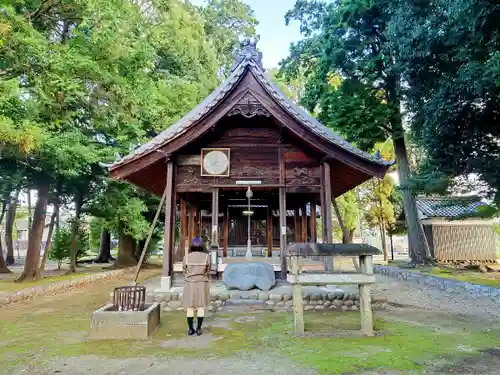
(108, 39, 390, 290)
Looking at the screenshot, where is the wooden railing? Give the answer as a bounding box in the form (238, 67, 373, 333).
(287, 243, 381, 336)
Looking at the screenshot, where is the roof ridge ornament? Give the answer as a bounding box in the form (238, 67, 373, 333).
(231, 37, 263, 72)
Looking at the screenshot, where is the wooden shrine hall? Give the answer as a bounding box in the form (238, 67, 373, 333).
(108, 39, 390, 290)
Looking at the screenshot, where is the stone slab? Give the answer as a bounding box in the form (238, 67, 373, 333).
(90, 303, 160, 340)
(223, 262, 276, 291)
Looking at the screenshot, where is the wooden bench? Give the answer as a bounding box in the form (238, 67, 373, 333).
(287, 243, 381, 336)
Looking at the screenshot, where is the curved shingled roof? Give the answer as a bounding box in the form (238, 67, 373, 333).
(109, 48, 391, 171)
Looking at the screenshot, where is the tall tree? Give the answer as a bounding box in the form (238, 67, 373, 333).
(196, 0, 258, 74)
(390, 0, 500, 204)
(281, 0, 432, 263)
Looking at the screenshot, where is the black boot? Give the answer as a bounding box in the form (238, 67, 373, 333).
(196, 317, 204, 336)
(187, 317, 195, 336)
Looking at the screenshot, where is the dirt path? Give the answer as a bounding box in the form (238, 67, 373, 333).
(5, 273, 500, 375)
(372, 274, 500, 324)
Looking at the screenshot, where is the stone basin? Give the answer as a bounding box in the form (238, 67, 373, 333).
(90, 302, 160, 340)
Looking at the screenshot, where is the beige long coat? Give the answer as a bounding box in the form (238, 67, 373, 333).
(181, 251, 211, 308)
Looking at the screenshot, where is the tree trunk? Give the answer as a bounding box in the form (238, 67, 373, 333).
(332, 199, 359, 271)
(39, 204, 58, 276)
(393, 136, 432, 263)
(27, 189, 32, 241)
(68, 193, 83, 273)
(4, 192, 19, 265)
(94, 228, 112, 263)
(389, 231, 394, 261)
(388, 73, 432, 265)
(16, 184, 49, 282)
(380, 222, 388, 262)
(0, 200, 10, 273)
(115, 225, 137, 268)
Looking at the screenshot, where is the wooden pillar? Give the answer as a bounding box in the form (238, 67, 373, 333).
(211, 187, 219, 248)
(309, 201, 317, 243)
(179, 196, 187, 262)
(188, 203, 196, 248)
(279, 187, 287, 279)
(267, 205, 273, 257)
(359, 255, 374, 336)
(294, 208, 300, 242)
(162, 160, 175, 290)
(301, 203, 307, 242)
(323, 161, 333, 243)
(320, 165, 327, 243)
(223, 203, 229, 257)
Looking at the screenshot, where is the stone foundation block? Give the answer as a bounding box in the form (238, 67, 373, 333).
(90, 303, 160, 340)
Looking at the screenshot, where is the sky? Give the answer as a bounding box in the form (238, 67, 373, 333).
(191, 0, 303, 68)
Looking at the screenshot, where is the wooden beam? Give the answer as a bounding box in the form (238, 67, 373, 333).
(223, 202, 229, 257)
(279, 187, 287, 279)
(294, 209, 300, 242)
(323, 161, 333, 243)
(179, 197, 187, 262)
(310, 201, 317, 243)
(267, 205, 273, 257)
(163, 160, 175, 281)
(290, 256, 304, 335)
(301, 203, 307, 242)
(211, 187, 219, 248)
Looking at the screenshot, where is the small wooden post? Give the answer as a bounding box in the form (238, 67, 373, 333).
(301, 203, 307, 242)
(291, 255, 304, 335)
(267, 205, 273, 257)
(359, 254, 374, 336)
(188, 203, 196, 248)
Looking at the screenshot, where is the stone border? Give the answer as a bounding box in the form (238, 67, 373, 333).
(0, 266, 135, 306)
(374, 265, 500, 303)
(152, 287, 388, 313)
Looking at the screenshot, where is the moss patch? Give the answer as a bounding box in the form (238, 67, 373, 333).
(1, 270, 499, 375)
(419, 267, 500, 288)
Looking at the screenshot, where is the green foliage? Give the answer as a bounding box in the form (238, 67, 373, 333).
(197, 0, 258, 74)
(49, 225, 89, 267)
(389, 0, 500, 203)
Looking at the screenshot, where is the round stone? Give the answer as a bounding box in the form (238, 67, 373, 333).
(266, 300, 276, 307)
(276, 301, 285, 307)
(304, 305, 314, 311)
(218, 293, 230, 301)
(314, 305, 325, 311)
(258, 292, 269, 301)
(330, 305, 337, 311)
(285, 301, 294, 307)
(168, 300, 182, 309)
(269, 294, 283, 302)
(308, 300, 318, 306)
(283, 294, 292, 302)
(351, 305, 358, 311)
(332, 300, 343, 307)
(323, 301, 332, 308)
(354, 301, 360, 307)
(310, 293, 321, 301)
(345, 300, 354, 307)
(340, 305, 349, 312)
(316, 300, 324, 305)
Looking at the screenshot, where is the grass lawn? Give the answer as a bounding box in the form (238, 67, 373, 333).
(1, 268, 499, 374)
(0, 264, 117, 292)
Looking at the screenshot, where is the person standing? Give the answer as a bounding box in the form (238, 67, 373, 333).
(182, 237, 211, 336)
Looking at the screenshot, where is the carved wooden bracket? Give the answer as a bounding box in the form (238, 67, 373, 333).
(227, 92, 271, 119)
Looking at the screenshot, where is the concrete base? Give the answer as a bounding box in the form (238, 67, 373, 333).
(90, 302, 160, 340)
(154, 276, 172, 292)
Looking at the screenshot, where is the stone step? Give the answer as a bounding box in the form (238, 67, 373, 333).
(224, 299, 267, 306)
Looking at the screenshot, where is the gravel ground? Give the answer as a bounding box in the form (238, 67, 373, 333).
(13, 354, 317, 375)
(372, 275, 500, 324)
(7, 274, 500, 375)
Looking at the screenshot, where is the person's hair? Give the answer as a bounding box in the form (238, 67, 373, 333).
(189, 237, 205, 253)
